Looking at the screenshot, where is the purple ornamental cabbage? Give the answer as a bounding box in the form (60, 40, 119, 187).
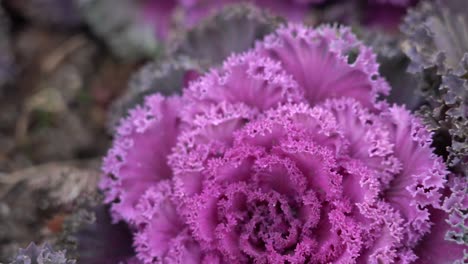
(101, 24, 466, 263)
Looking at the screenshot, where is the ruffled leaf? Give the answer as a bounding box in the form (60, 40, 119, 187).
(401, 0, 468, 173)
(170, 3, 282, 68)
(256, 23, 390, 109)
(10, 243, 75, 264)
(108, 56, 200, 131)
(100, 95, 182, 222)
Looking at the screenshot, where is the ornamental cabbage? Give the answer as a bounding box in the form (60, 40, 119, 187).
(101, 24, 466, 263)
(401, 0, 468, 174)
